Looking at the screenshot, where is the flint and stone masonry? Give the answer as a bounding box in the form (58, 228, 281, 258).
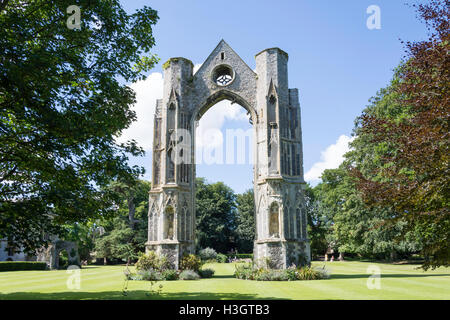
(146, 40, 310, 269)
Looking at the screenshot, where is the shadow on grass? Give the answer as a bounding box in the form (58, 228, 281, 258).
(0, 291, 284, 300)
(211, 274, 235, 279)
(330, 273, 450, 280)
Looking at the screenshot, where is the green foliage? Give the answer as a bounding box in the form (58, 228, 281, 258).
(296, 265, 329, 280)
(216, 253, 228, 263)
(0, 0, 159, 252)
(128, 268, 178, 281)
(132, 269, 163, 281)
(235, 190, 255, 253)
(348, 1, 450, 269)
(234, 263, 256, 280)
(179, 270, 200, 280)
(58, 250, 69, 269)
(135, 251, 170, 272)
(0, 261, 47, 271)
(317, 166, 421, 260)
(304, 184, 331, 259)
(94, 216, 137, 262)
(92, 179, 150, 263)
(180, 254, 202, 272)
(198, 247, 217, 261)
(195, 178, 237, 253)
(198, 268, 215, 278)
(233, 263, 329, 281)
(161, 269, 179, 281)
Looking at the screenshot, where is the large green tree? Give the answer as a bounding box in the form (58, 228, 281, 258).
(303, 184, 331, 259)
(195, 178, 237, 253)
(0, 0, 159, 251)
(318, 167, 421, 260)
(93, 179, 150, 264)
(235, 189, 255, 253)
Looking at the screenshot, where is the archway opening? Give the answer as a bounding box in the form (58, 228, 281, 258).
(194, 99, 255, 255)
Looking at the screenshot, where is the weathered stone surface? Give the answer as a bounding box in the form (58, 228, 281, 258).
(146, 40, 310, 269)
(36, 238, 80, 270)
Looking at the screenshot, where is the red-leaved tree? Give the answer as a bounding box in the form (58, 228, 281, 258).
(351, 0, 449, 269)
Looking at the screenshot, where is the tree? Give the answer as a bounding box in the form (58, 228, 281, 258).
(94, 216, 138, 264)
(303, 184, 331, 259)
(0, 0, 159, 252)
(92, 179, 150, 263)
(351, 0, 449, 269)
(235, 189, 255, 253)
(64, 221, 101, 263)
(319, 167, 421, 261)
(195, 178, 237, 253)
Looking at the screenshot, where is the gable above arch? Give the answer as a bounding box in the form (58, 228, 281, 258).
(189, 40, 258, 117)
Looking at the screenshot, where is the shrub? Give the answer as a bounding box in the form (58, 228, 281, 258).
(199, 248, 217, 261)
(162, 269, 179, 281)
(233, 263, 329, 281)
(179, 270, 200, 280)
(297, 266, 330, 280)
(180, 254, 202, 272)
(234, 263, 255, 280)
(0, 261, 47, 272)
(216, 253, 227, 263)
(135, 269, 163, 281)
(198, 268, 215, 278)
(255, 269, 290, 281)
(135, 251, 170, 271)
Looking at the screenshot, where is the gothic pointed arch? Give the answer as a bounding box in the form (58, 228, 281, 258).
(147, 40, 309, 269)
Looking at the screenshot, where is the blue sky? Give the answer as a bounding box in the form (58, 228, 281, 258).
(117, 0, 428, 194)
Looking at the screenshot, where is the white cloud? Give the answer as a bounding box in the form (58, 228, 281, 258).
(116, 66, 249, 153)
(193, 63, 202, 74)
(116, 72, 163, 151)
(304, 135, 354, 185)
(196, 100, 249, 149)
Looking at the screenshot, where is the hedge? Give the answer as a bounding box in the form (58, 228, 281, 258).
(226, 253, 253, 260)
(0, 261, 47, 271)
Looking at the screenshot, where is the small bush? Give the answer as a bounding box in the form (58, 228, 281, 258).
(134, 269, 163, 281)
(135, 251, 170, 271)
(0, 261, 47, 272)
(180, 254, 202, 272)
(233, 263, 329, 281)
(162, 269, 179, 281)
(297, 266, 330, 280)
(179, 270, 200, 280)
(234, 263, 255, 280)
(255, 269, 289, 281)
(128, 269, 178, 281)
(216, 253, 227, 263)
(199, 248, 217, 261)
(198, 268, 215, 278)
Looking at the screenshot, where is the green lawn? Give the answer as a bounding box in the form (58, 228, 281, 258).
(0, 261, 448, 300)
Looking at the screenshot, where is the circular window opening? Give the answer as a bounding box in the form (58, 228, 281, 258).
(212, 65, 234, 86)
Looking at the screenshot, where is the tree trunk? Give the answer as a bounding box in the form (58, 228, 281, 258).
(127, 195, 136, 230)
(338, 252, 344, 261)
(103, 257, 107, 265)
(390, 250, 397, 262)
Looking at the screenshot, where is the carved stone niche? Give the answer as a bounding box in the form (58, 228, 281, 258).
(268, 202, 280, 238)
(163, 205, 175, 240)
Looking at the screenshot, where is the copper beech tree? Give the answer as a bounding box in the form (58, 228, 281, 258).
(350, 0, 449, 269)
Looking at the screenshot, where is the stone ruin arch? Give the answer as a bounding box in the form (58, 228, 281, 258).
(36, 239, 80, 270)
(146, 40, 310, 269)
